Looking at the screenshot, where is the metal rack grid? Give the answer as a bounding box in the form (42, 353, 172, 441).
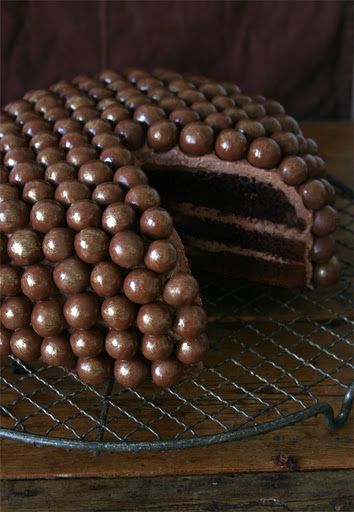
(1, 177, 353, 452)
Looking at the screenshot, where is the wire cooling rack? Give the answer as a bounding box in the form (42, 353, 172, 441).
(1, 177, 353, 452)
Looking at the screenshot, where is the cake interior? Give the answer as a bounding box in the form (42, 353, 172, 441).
(142, 160, 313, 288)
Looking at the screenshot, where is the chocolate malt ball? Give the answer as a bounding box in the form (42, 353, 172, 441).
(63, 293, 99, 329)
(114, 358, 148, 387)
(70, 328, 104, 358)
(41, 335, 75, 368)
(76, 356, 112, 386)
(10, 327, 42, 363)
(31, 299, 66, 337)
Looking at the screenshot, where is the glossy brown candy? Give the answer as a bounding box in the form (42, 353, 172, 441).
(151, 358, 183, 387)
(125, 184, 160, 211)
(101, 105, 130, 124)
(147, 121, 178, 152)
(78, 160, 113, 186)
(10, 327, 42, 363)
(0, 265, 22, 297)
(30, 199, 65, 233)
(53, 257, 90, 294)
(311, 236, 335, 263)
(173, 305, 207, 338)
(7, 229, 43, 265)
(101, 295, 136, 330)
(299, 179, 328, 210)
(9, 162, 43, 186)
(4, 148, 34, 170)
(70, 328, 104, 358)
(44, 161, 76, 185)
(314, 256, 341, 287)
(0, 183, 20, 202)
(90, 261, 124, 297)
(1, 296, 32, 331)
(113, 165, 148, 189)
(42, 228, 74, 262)
(144, 240, 177, 273)
(176, 333, 209, 364)
(67, 146, 97, 167)
(31, 299, 66, 337)
(163, 273, 199, 307)
(21, 264, 55, 301)
(100, 146, 132, 168)
(133, 105, 166, 127)
(55, 181, 91, 206)
(278, 156, 308, 186)
(215, 129, 247, 161)
(74, 227, 109, 264)
(272, 131, 299, 156)
(205, 112, 232, 133)
(114, 120, 145, 150)
(66, 199, 101, 231)
(22, 120, 51, 138)
(236, 120, 265, 141)
(60, 132, 88, 150)
(114, 358, 148, 387)
(141, 334, 174, 361)
(109, 231, 144, 268)
(312, 206, 338, 236)
(179, 122, 214, 156)
(41, 335, 75, 368)
(0, 200, 29, 233)
(72, 107, 98, 124)
(102, 202, 136, 234)
(259, 116, 282, 135)
(0, 134, 27, 152)
(139, 207, 173, 240)
(169, 107, 200, 127)
(76, 356, 112, 386)
(247, 137, 281, 169)
(23, 179, 54, 204)
(64, 293, 99, 329)
(123, 269, 162, 304)
(105, 329, 138, 360)
(92, 182, 124, 206)
(136, 302, 172, 335)
(36, 147, 65, 167)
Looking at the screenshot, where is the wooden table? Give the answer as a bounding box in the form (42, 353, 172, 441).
(1, 121, 353, 512)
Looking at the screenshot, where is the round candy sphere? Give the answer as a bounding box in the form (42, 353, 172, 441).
(109, 231, 145, 268)
(101, 295, 136, 330)
(247, 137, 281, 169)
(123, 269, 162, 304)
(42, 228, 74, 262)
(176, 333, 209, 364)
(125, 184, 160, 212)
(31, 299, 66, 337)
(0, 265, 22, 297)
(63, 293, 99, 329)
(179, 122, 214, 156)
(10, 327, 42, 363)
(147, 121, 178, 152)
(53, 257, 90, 294)
(74, 228, 109, 264)
(102, 203, 136, 234)
(105, 329, 138, 360)
(70, 328, 104, 358)
(41, 335, 75, 368)
(7, 229, 43, 265)
(151, 358, 183, 387)
(136, 302, 172, 335)
(30, 199, 65, 233)
(21, 264, 55, 301)
(113, 166, 148, 189)
(55, 181, 91, 206)
(140, 207, 173, 240)
(66, 199, 101, 231)
(1, 296, 32, 331)
(0, 199, 29, 233)
(114, 358, 148, 387)
(173, 305, 208, 338)
(141, 334, 174, 361)
(76, 356, 112, 386)
(314, 256, 341, 287)
(90, 261, 124, 297)
(144, 240, 177, 273)
(163, 273, 199, 307)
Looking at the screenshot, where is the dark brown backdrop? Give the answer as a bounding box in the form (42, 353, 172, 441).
(1, 0, 353, 119)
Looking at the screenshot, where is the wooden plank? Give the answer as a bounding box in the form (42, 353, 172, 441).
(1, 406, 352, 479)
(1, 470, 353, 512)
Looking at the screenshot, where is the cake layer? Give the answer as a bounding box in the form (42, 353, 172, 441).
(143, 164, 306, 230)
(171, 209, 306, 262)
(188, 245, 307, 288)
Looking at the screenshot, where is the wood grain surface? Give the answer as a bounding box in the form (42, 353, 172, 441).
(1, 470, 353, 512)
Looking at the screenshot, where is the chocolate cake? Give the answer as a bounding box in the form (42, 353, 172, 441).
(0, 67, 340, 386)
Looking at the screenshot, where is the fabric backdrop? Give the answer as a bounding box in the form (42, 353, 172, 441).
(1, 0, 353, 119)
